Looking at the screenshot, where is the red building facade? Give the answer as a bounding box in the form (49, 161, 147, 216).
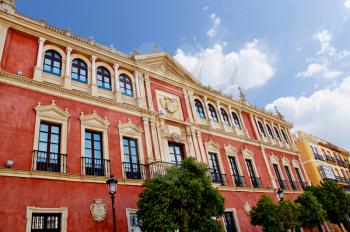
(0, 1, 310, 231)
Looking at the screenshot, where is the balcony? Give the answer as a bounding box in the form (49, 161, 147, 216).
(300, 181, 309, 190)
(32, 150, 67, 173)
(210, 170, 227, 186)
(250, 176, 262, 188)
(314, 153, 325, 161)
(232, 175, 245, 187)
(81, 157, 110, 177)
(122, 162, 147, 180)
(148, 161, 181, 177)
(289, 181, 298, 190)
(277, 179, 288, 190)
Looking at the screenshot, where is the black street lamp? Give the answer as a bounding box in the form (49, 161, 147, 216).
(277, 188, 284, 202)
(107, 175, 118, 232)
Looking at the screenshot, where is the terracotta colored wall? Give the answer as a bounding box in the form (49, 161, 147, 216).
(0, 83, 147, 177)
(1, 28, 38, 78)
(0, 176, 143, 232)
(149, 77, 189, 121)
(241, 112, 257, 139)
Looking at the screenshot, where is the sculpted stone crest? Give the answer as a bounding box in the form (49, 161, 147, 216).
(160, 97, 178, 114)
(90, 199, 107, 222)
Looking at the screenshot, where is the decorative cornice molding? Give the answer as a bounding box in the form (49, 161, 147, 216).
(118, 119, 143, 135)
(80, 111, 110, 129)
(242, 146, 254, 159)
(205, 138, 220, 151)
(224, 144, 238, 155)
(35, 100, 70, 119)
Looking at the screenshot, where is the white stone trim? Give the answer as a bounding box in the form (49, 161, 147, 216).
(223, 208, 241, 232)
(26, 207, 68, 232)
(205, 139, 225, 175)
(225, 145, 243, 177)
(33, 100, 70, 155)
(125, 208, 141, 232)
(0, 23, 9, 64)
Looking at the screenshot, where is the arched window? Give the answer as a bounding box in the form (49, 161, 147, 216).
(119, 74, 133, 97)
(208, 104, 219, 123)
(281, 129, 290, 144)
(220, 108, 230, 126)
(194, 99, 206, 119)
(72, 58, 88, 83)
(257, 121, 266, 137)
(266, 123, 275, 139)
(274, 127, 282, 141)
(97, 67, 111, 90)
(43, 50, 62, 76)
(231, 112, 242, 129)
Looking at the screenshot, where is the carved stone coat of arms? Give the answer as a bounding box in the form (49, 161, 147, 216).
(90, 199, 107, 222)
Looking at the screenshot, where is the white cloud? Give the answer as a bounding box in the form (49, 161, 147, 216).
(296, 63, 342, 80)
(344, 0, 350, 8)
(174, 40, 275, 92)
(314, 30, 332, 54)
(206, 14, 221, 38)
(203, 6, 208, 11)
(266, 76, 350, 150)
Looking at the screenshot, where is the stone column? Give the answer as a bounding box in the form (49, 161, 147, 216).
(238, 109, 249, 138)
(197, 131, 208, 164)
(188, 90, 198, 122)
(150, 119, 161, 161)
(0, 24, 9, 64)
(142, 116, 154, 162)
(190, 128, 201, 162)
(250, 114, 261, 140)
(113, 64, 122, 103)
(203, 96, 214, 127)
(144, 74, 154, 110)
(186, 127, 196, 158)
(138, 73, 147, 108)
(260, 145, 277, 189)
(134, 71, 141, 97)
(262, 118, 271, 143)
(90, 55, 98, 96)
(63, 47, 72, 89)
(183, 89, 194, 122)
(216, 101, 226, 130)
(33, 37, 45, 81)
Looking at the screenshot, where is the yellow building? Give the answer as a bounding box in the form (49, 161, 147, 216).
(294, 131, 350, 191)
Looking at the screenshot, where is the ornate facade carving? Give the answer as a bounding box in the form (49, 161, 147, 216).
(90, 199, 107, 223)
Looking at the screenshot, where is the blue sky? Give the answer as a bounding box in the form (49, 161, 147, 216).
(16, 0, 350, 149)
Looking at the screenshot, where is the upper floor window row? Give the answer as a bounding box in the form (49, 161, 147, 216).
(42, 50, 133, 96)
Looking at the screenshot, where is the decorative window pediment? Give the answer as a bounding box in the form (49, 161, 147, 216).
(282, 157, 290, 166)
(205, 138, 220, 152)
(35, 100, 70, 121)
(118, 119, 143, 136)
(79, 111, 110, 130)
(270, 154, 279, 164)
(292, 159, 299, 168)
(224, 144, 238, 155)
(242, 146, 254, 159)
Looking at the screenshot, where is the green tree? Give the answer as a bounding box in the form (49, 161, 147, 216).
(295, 191, 326, 232)
(308, 180, 350, 227)
(137, 157, 225, 232)
(250, 195, 284, 232)
(277, 200, 301, 231)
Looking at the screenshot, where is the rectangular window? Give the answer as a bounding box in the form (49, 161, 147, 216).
(228, 157, 244, 187)
(285, 166, 297, 190)
(223, 212, 238, 232)
(209, 152, 223, 184)
(245, 159, 261, 188)
(168, 142, 184, 165)
(83, 130, 105, 176)
(36, 122, 61, 172)
(123, 137, 141, 179)
(31, 213, 61, 231)
(273, 164, 287, 190)
(129, 212, 142, 232)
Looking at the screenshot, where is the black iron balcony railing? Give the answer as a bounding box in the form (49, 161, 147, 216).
(314, 153, 324, 161)
(278, 179, 288, 190)
(122, 162, 147, 180)
(289, 180, 298, 190)
(148, 161, 181, 177)
(32, 150, 67, 173)
(300, 181, 309, 190)
(232, 175, 245, 187)
(81, 157, 110, 177)
(210, 170, 227, 186)
(250, 176, 262, 188)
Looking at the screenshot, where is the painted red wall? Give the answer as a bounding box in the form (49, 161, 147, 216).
(0, 176, 143, 232)
(0, 83, 147, 177)
(1, 28, 38, 78)
(241, 112, 257, 139)
(149, 77, 189, 121)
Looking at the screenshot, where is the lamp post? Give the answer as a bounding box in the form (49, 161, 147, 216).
(107, 175, 118, 232)
(277, 188, 284, 202)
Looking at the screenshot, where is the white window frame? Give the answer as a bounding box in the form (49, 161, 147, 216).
(223, 208, 241, 232)
(26, 207, 68, 232)
(242, 147, 260, 187)
(126, 208, 142, 232)
(118, 119, 145, 179)
(225, 145, 244, 186)
(205, 139, 226, 178)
